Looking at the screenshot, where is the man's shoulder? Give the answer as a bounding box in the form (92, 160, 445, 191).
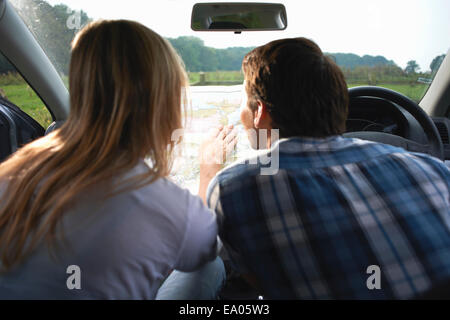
(390, 150, 450, 178)
(339, 139, 449, 180)
(214, 148, 276, 187)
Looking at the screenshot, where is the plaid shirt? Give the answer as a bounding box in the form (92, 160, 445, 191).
(207, 136, 450, 299)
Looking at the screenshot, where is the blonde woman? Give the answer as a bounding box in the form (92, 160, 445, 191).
(0, 20, 235, 299)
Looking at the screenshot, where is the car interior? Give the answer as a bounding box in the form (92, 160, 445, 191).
(0, 0, 449, 300)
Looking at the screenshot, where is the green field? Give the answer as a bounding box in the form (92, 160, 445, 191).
(0, 71, 430, 130)
(347, 83, 428, 104)
(189, 71, 428, 102)
(189, 70, 243, 84)
(0, 84, 53, 129)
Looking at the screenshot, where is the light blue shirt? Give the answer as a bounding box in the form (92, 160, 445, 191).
(0, 160, 219, 299)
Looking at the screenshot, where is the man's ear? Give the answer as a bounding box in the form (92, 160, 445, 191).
(253, 101, 272, 129)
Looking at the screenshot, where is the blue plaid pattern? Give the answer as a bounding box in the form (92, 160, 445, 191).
(207, 136, 450, 299)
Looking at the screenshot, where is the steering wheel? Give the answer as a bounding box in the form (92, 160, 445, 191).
(344, 86, 444, 160)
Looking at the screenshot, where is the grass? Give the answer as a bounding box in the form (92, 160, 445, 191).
(189, 70, 243, 84)
(0, 83, 53, 129)
(0, 71, 430, 132)
(347, 83, 428, 103)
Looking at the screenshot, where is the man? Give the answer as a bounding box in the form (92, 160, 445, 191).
(206, 38, 450, 299)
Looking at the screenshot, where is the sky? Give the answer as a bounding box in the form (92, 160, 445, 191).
(44, 0, 450, 71)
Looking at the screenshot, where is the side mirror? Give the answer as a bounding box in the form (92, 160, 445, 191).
(191, 2, 287, 33)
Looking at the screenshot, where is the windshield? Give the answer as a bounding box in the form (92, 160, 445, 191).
(8, 0, 450, 192)
(10, 0, 450, 100)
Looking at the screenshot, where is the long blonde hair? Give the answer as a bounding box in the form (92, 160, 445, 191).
(0, 20, 188, 271)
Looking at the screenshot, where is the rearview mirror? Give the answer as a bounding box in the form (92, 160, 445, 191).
(191, 2, 287, 33)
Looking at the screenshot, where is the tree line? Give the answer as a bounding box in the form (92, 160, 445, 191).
(0, 0, 446, 78)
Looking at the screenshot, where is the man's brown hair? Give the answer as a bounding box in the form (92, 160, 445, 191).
(242, 37, 348, 138)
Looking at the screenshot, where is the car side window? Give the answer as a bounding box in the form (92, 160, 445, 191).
(0, 52, 53, 130)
